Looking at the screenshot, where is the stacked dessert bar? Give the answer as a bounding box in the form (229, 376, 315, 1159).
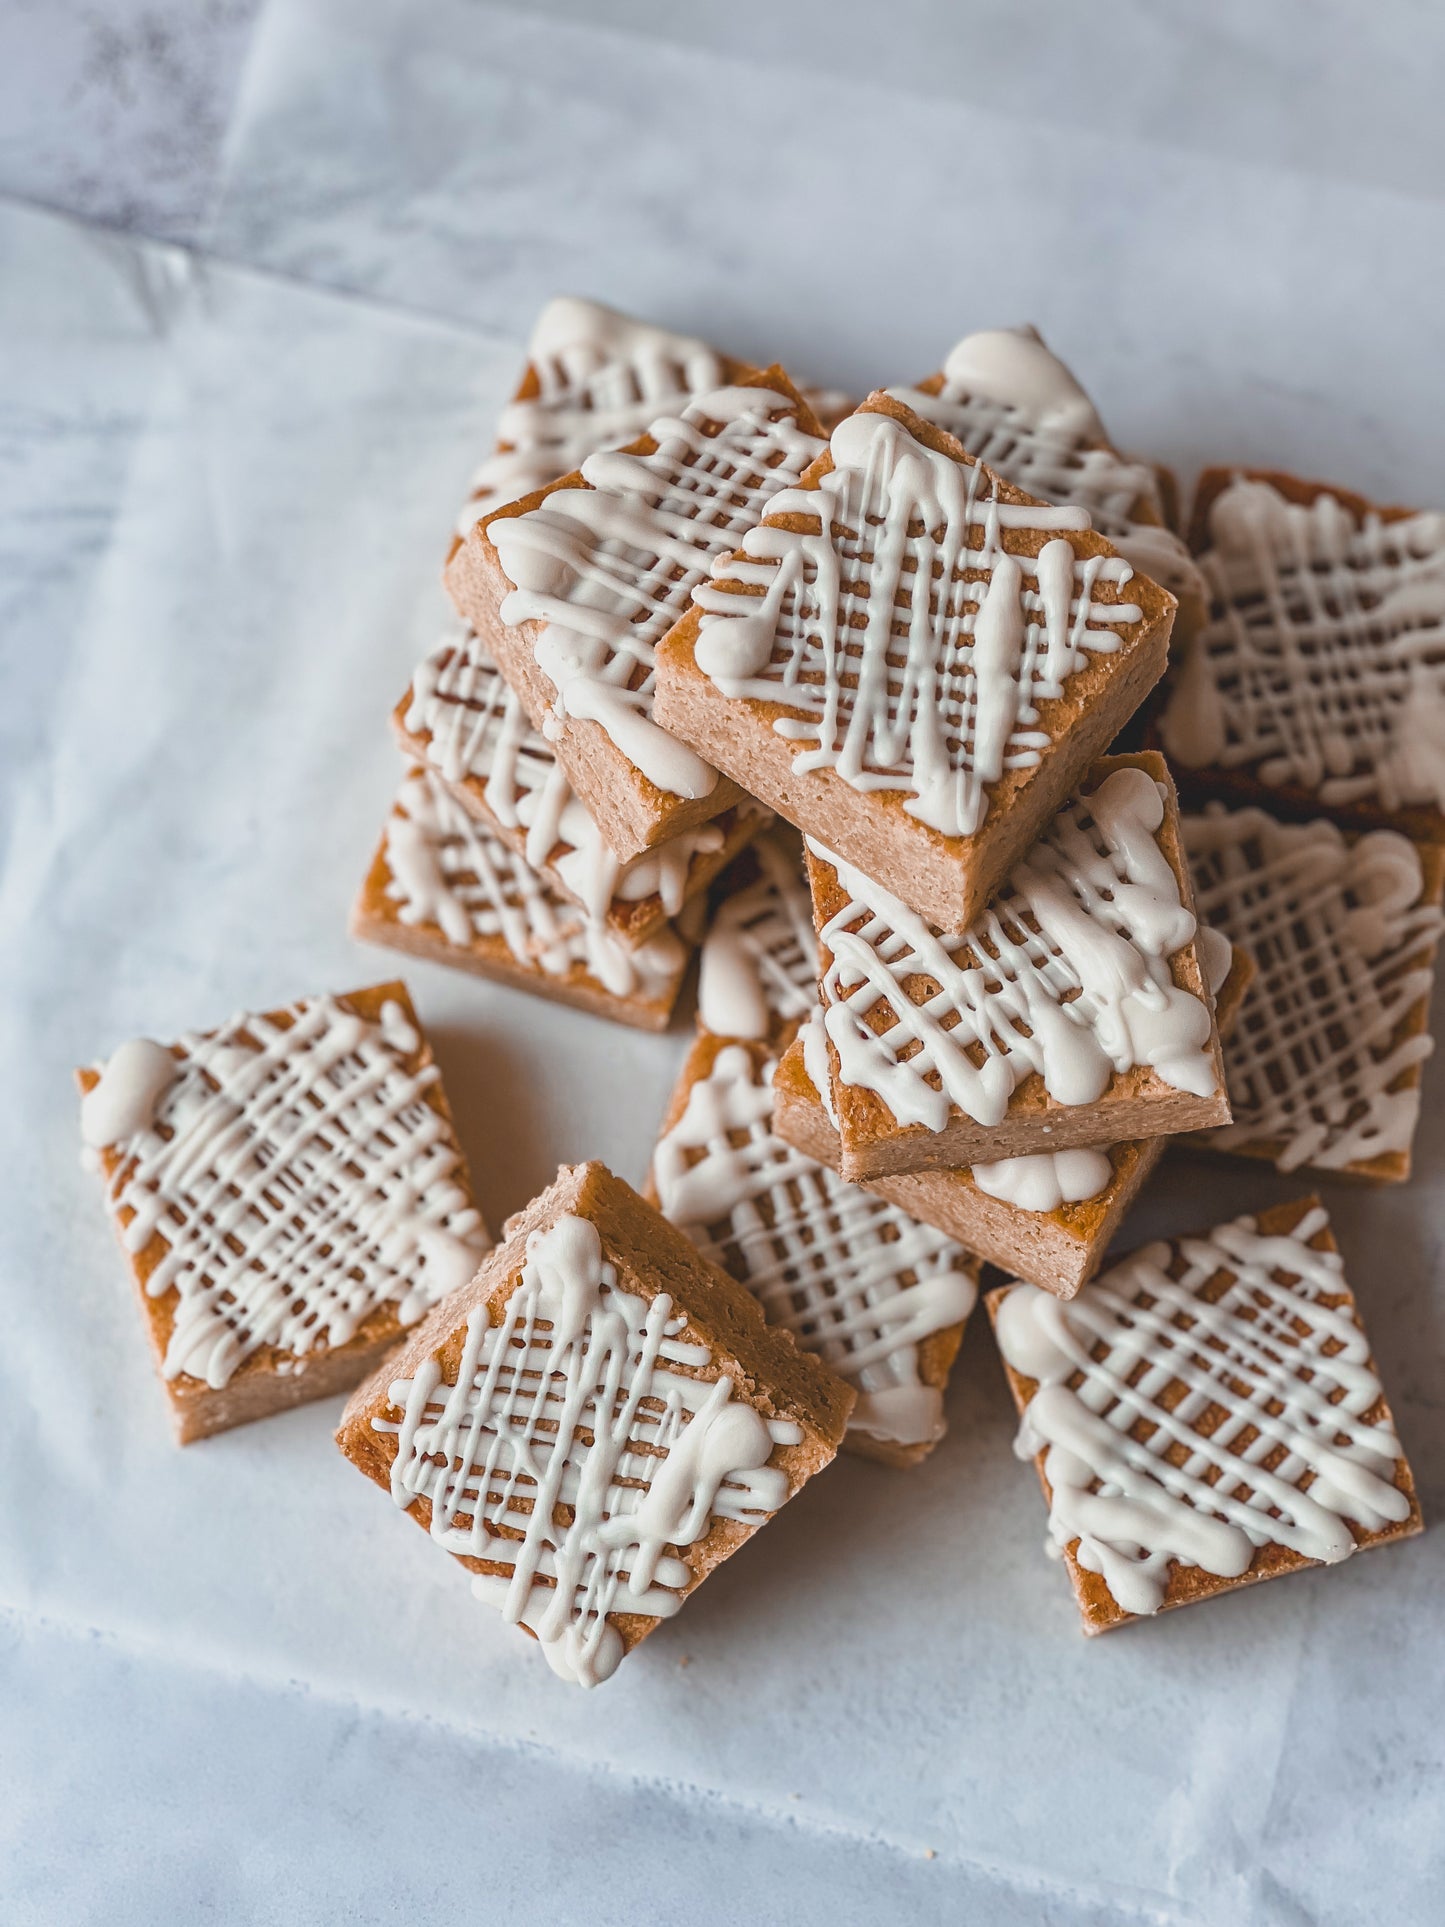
(357, 302, 839, 1031)
(652, 358, 1238, 1307)
(78, 300, 1438, 1674)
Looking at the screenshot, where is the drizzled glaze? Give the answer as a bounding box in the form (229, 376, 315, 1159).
(379, 768, 688, 1004)
(404, 631, 736, 924)
(1182, 804, 1444, 1171)
(489, 384, 824, 798)
(792, 1002, 1117, 1212)
(696, 829, 816, 1040)
(1161, 474, 1445, 812)
(888, 328, 1202, 601)
(83, 995, 488, 1389)
(996, 1207, 1412, 1616)
(691, 408, 1144, 839)
(379, 1213, 800, 1685)
(813, 766, 1216, 1134)
(653, 1045, 976, 1448)
(459, 298, 725, 530)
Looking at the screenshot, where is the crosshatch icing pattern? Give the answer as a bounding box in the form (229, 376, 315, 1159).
(691, 407, 1146, 839)
(487, 382, 825, 798)
(994, 1206, 1415, 1619)
(377, 767, 687, 1001)
(377, 1213, 801, 1687)
(888, 327, 1201, 599)
(403, 632, 730, 923)
(653, 1043, 977, 1452)
(459, 296, 726, 529)
(813, 765, 1217, 1132)
(1181, 804, 1444, 1172)
(79, 993, 489, 1389)
(1161, 474, 1445, 813)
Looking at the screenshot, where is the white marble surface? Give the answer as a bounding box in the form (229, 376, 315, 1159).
(4, 5, 1445, 1922)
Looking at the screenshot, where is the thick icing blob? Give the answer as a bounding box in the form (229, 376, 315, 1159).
(996, 1207, 1411, 1616)
(1160, 475, 1445, 811)
(695, 829, 816, 1040)
(80, 1037, 177, 1148)
(692, 408, 1145, 839)
(1182, 804, 1443, 1171)
(379, 1213, 800, 1686)
(813, 766, 1216, 1134)
(489, 383, 824, 798)
(381, 767, 687, 1003)
(970, 1147, 1115, 1213)
(653, 1046, 976, 1448)
(85, 996, 489, 1388)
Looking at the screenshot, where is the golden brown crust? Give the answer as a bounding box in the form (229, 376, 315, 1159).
(985, 1196, 1424, 1635)
(337, 1161, 853, 1668)
(445, 365, 824, 863)
(77, 981, 485, 1445)
(807, 752, 1230, 1179)
(653, 391, 1177, 930)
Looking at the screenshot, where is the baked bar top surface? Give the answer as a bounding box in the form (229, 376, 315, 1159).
(676, 390, 1176, 845)
(809, 751, 1226, 1160)
(78, 981, 489, 1394)
(338, 1161, 852, 1686)
(1182, 802, 1445, 1179)
(988, 1195, 1421, 1632)
(1160, 465, 1445, 829)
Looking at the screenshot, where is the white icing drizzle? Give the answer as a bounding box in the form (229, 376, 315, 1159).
(793, 909, 1229, 1212)
(887, 328, 1203, 602)
(1160, 474, 1445, 811)
(378, 1213, 800, 1686)
(85, 996, 488, 1389)
(1181, 804, 1443, 1171)
(794, 1003, 1114, 1211)
(696, 828, 816, 1039)
(1195, 922, 1234, 1000)
(81, 1037, 177, 1148)
(404, 631, 732, 923)
(489, 384, 824, 798)
(653, 1046, 976, 1448)
(381, 768, 687, 1003)
(692, 408, 1144, 839)
(793, 1002, 840, 1135)
(459, 298, 726, 530)
(812, 766, 1217, 1134)
(995, 1207, 1412, 1616)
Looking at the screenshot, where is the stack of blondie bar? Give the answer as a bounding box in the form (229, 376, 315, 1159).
(77, 299, 1441, 1680)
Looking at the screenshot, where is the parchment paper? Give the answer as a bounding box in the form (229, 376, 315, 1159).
(4, 6, 1445, 1920)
